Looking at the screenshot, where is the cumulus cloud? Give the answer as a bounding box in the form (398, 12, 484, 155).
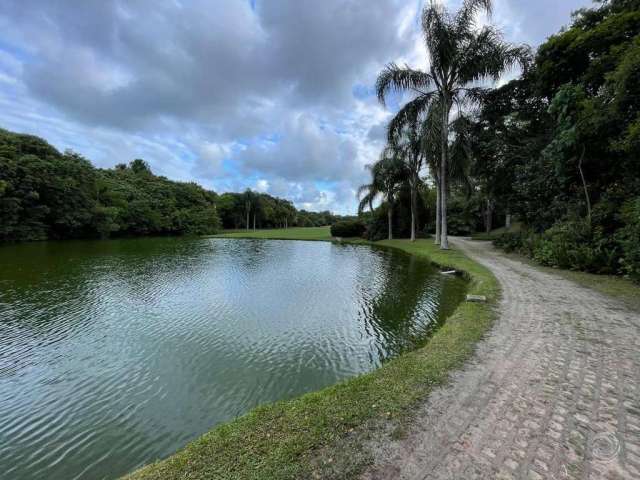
(0, 0, 593, 214)
(236, 113, 362, 182)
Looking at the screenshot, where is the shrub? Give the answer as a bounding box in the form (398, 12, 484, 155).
(493, 232, 526, 253)
(531, 220, 619, 273)
(617, 198, 640, 282)
(330, 219, 366, 238)
(494, 220, 623, 275)
(363, 207, 391, 241)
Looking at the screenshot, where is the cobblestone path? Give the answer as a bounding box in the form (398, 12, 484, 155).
(361, 238, 640, 480)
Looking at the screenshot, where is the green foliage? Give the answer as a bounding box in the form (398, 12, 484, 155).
(617, 198, 640, 281)
(0, 128, 348, 243)
(493, 232, 526, 252)
(363, 185, 430, 241)
(330, 220, 366, 238)
(376, 0, 529, 247)
(468, 0, 640, 282)
(216, 191, 341, 230)
(493, 217, 633, 278)
(0, 128, 221, 241)
(531, 220, 619, 273)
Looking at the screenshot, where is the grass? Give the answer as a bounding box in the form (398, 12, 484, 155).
(125, 229, 499, 480)
(215, 226, 333, 241)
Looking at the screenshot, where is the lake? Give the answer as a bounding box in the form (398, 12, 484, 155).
(0, 237, 467, 480)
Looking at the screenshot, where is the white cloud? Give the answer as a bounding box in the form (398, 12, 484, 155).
(0, 0, 594, 214)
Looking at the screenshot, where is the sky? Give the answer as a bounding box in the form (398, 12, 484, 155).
(0, 0, 594, 214)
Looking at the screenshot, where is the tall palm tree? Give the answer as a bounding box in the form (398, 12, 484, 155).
(421, 100, 444, 244)
(242, 189, 253, 231)
(393, 121, 425, 241)
(422, 99, 475, 243)
(376, 0, 529, 249)
(358, 146, 408, 240)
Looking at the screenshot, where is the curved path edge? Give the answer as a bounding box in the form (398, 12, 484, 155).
(360, 238, 640, 480)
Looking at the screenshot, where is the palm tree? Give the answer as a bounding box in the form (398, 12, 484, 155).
(242, 189, 253, 230)
(358, 147, 408, 240)
(392, 120, 425, 241)
(376, 0, 529, 249)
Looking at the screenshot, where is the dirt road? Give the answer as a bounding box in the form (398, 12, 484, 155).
(361, 238, 640, 480)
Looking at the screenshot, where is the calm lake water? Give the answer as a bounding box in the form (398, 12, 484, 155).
(0, 237, 467, 480)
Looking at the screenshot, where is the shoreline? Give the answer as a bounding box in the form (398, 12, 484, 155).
(124, 228, 500, 480)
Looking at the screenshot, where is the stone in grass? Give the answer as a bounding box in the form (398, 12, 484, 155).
(466, 294, 487, 303)
(441, 270, 457, 275)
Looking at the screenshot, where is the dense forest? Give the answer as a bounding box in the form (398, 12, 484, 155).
(360, 0, 640, 281)
(471, 0, 640, 280)
(0, 129, 342, 242)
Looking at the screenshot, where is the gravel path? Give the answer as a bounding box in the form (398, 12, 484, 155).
(361, 238, 640, 480)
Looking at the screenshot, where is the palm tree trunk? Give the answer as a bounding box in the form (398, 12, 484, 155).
(485, 199, 493, 234)
(387, 204, 393, 240)
(440, 97, 449, 250)
(253, 213, 256, 231)
(435, 178, 441, 245)
(246, 208, 249, 231)
(410, 180, 417, 242)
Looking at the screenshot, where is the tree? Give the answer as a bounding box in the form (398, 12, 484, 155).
(544, 84, 592, 226)
(242, 189, 253, 230)
(376, 0, 529, 248)
(358, 146, 408, 240)
(0, 128, 222, 241)
(130, 158, 152, 175)
(393, 120, 425, 241)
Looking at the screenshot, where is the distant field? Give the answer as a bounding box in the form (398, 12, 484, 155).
(215, 226, 332, 241)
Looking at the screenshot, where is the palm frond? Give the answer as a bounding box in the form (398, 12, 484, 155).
(387, 93, 436, 142)
(456, 0, 493, 33)
(421, 100, 444, 174)
(456, 26, 531, 84)
(422, 2, 453, 80)
(357, 180, 381, 214)
(375, 63, 435, 105)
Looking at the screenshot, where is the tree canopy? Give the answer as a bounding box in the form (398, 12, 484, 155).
(0, 128, 342, 242)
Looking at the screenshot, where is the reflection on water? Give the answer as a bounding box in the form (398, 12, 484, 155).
(0, 237, 467, 480)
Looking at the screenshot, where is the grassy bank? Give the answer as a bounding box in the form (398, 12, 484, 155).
(216, 226, 332, 241)
(125, 229, 499, 480)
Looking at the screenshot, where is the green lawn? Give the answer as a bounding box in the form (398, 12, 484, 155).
(216, 226, 332, 241)
(125, 232, 499, 480)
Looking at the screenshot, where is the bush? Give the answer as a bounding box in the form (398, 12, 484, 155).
(532, 220, 619, 273)
(330, 219, 366, 238)
(364, 210, 389, 241)
(493, 232, 527, 253)
(617, 198, 640, 282)
(494, 219, 623, 275)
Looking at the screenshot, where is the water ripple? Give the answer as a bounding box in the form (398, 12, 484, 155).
(0, 237, 467, 480)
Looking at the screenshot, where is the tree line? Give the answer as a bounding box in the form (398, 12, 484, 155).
(359, 0, 640, 281)
(216, 190, 342, 231)
(0, 128, 343, 242)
